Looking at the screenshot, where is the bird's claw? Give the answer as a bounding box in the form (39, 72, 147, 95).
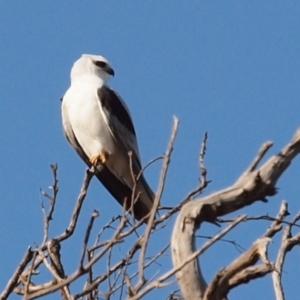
(90, 150, 109, 166)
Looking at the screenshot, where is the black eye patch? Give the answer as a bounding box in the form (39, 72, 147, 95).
(94, 61, 108, 68)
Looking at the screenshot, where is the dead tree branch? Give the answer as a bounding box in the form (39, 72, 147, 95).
(171, 128, 300, 300)
(2, 123, 300, 300)
(272, 209, 300, 300)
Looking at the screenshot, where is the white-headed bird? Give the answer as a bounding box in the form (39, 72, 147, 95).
(61, 54, 154, 223)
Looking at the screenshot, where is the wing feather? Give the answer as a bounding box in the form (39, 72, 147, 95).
(97, 86, 142, 169)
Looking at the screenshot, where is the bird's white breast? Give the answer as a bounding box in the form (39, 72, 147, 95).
(62, 82, 115, 158)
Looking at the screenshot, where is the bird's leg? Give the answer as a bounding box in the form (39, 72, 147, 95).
(90, 150, 110, 166)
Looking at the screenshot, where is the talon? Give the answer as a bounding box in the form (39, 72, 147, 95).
(90, 150, 110, 166)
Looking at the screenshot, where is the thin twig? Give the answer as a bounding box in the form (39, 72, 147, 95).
(41, 164, 59, 246)
(54, 167, 94, 244)
(79, 210, 99, 268)
(272, 210, 300, 300)
(136, 116, 179, 292)
(23, 250, 38, 299)
(0, 247, 33, 299)
(184, 132, 211, 201)
(130, 215, 246, 300)
(246, 142, 273, 173)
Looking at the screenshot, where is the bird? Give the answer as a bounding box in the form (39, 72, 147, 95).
(61, 54, 154, 223)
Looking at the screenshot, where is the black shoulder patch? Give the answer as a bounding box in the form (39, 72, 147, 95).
(98, 86, 136, 135)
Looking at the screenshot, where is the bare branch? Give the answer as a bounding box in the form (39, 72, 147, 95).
(204, 237, 273, 300)
(272, 210, 300, 300)
(79, 210, 99, 268)
(184, 132, 211, 201)
(171, 128, 300, 300)
(26, 216, 127, 299)
(54, 167, 94, 243)
(3, 125, 300, 300)
(130, 215, 246, 300)
(264, 201, 289, 238)
(239, 141, 273, 178)
(136, 116, 179, 293)
(40, 164, 59, 245)
(47, 239, 70, 300)
(0, 247, 33, 299)
(23, 250, 38, 299)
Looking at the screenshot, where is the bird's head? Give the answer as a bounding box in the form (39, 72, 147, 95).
(70, 54, 115, 85)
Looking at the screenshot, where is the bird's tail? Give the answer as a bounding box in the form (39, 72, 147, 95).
(133, 173, 155, 223)
(94, 165, 155, 224)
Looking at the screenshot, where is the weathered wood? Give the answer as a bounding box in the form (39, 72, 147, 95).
(171, 128, 300, 300)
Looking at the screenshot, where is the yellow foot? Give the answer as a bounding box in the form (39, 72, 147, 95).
(90, 150, 110, 166)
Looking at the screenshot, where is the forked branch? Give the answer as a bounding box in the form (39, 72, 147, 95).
(171, 128, 300, 300)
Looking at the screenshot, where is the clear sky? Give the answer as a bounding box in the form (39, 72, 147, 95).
(0, 2, 299, 299)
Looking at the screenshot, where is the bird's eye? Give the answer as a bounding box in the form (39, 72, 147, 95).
(95, 61, 107, 68)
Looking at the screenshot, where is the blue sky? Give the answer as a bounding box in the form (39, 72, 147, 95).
(0, 2, 299, 299)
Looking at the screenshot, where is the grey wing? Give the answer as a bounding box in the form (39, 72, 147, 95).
(97, 86, 142, 170)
